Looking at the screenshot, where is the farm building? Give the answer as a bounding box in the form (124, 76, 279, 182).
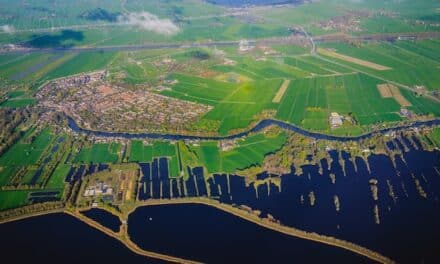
(329, 112, 343, 128)
(238, 39, 253, 52)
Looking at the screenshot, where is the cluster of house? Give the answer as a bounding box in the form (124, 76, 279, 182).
(257, 45, 279, 56)
(84, 181, 113, 197)
(400, 108, 415, 118)
(0, 44, 31, 53)
(38, 76, 213, 132)
(219, 139, 236, 151)
(315, 11, 369, 33)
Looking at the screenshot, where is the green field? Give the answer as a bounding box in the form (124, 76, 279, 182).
(130, 135, 285, 177)
(275, 73, 404, 135)
(0, 166, 18, 186)
(0, 128, 53, 186)
(0, 128, 53, 167)
(319, 41, 440, 91)
(46, 163, 70, 189)
(0, 98, 36, 108)
(0, 190, 29, 211)
(129, 140, 153, 163)
(162, 71, 283, 135)
(191, 132, 286, 174)
(129, 140, 180, 177)
(41, 51, 117, 81)
(431, 128, 440, 147)
(75, 143, 120, 164)
(21, 168, 38, 185)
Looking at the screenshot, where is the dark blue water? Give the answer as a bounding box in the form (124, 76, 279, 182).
(27, 191, 60, 203)
(0, 213, 163, 264)
(128, 204, 369, 264)
(81, 208, 122, 233)
(68, 116, 440, 142)
(228, 150, 440, 263)
(133, 142, 440, 263)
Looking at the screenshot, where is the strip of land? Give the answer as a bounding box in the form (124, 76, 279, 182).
(65, 210, 201, 264)
(318, 48, 392, 71)
(0, 198, 395, 263)
(272, 79, 291, 103)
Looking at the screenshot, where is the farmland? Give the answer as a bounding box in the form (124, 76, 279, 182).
(129, 141, 179, 177)
(0, 0, 438, 190)
(190, 132, 287, 174)
(0, 1, 440, 263)
(1, 38, 438, 137)
(431, 128, 440, 147)
(75, 143, 120, 164)
(45, 163, 70, 189)
(275, 73, 405, 135)
(0, 190, 29, 211)
(0, 128, 53, 167)
(1, 1, 439, 136)
(319, 41, 440, 91)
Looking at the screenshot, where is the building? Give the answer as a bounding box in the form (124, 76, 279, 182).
(400, 108, 414, 118)
(238, 39, 253, 52)
(329, 112, 343, 128)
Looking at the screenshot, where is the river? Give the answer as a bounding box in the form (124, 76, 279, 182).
(68, 116, 440, 142)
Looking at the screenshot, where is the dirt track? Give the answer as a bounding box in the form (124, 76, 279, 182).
(272, 79, 291, 103)
(318, 48, 391, 71)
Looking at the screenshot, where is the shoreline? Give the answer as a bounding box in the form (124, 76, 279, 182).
(0, 198, 395, 264)
(129, 198, 395, 264)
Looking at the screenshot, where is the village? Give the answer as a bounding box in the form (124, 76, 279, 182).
(37, 71, 213, 133)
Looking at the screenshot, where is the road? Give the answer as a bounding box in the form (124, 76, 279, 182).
(2, 31, 439, 55)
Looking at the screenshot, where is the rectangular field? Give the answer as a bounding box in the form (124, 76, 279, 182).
(318, 48, 392, 71)
(129, 140, 179, 177)
(388, 85, 411, 107)
(378, 84, 411, 107)
(75, 143, 120, 164)
(272, 79, 291, 103)
(377, 84, 393, 98)
(191, 132, 286, 174)
(319, 41, 440, 91)
(46, 164, 71, 189)
(0, 128, 53, 167)
(0, 190, 29, 211)
(275, 73, 404, 134)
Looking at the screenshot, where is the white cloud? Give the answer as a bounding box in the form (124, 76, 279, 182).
(0, 25, 15, 33)
(118, 12, 179, 36)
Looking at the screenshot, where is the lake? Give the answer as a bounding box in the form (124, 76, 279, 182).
(0, 213, 162, 263)
(128, 204, 370, 263)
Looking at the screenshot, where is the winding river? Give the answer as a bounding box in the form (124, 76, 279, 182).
(68, 117, 440, 142)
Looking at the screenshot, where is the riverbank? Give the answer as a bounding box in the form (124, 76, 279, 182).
(68, 116, 440, 142)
